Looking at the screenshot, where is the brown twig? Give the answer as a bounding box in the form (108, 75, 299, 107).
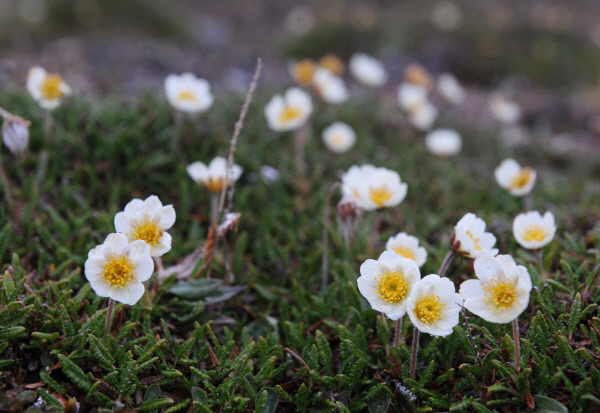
(284, 347, 312, 375)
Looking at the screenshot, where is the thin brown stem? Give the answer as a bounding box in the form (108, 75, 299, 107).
(43, 110, 53, 141)
(293, 125, 308, 176)
(512, 318, 521, 372)
(368, 209, 383, 257)
(0, 152, 14, 210)
(394, 317, 403, 347)
(524, 192, 533, 212)
(284, 347, 312, 375)
(103, 299, 115, 340)
(321, 182, 342, 291)
(410, 327, 420, 379)
(438, 249, 455, 277)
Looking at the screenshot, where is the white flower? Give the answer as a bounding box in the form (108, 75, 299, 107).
(397, 82, 429, 112)
(513, 211, 556, 250)
(260, 165, 280, 185)
(164, 73, 214, 114)
(349, 53, 388, 87)
(341, 164, 408, 211)
(358, 250, 421, 320)
(453, 213, 499, 259)
(321, 122, 356, 153)
(114, 195, 176, 257)
(264, 87, 313, 132)
(488, 94, 521, 124)
(385, 233, 427, 267)
(460, 254, 532, 323)
(425, 128, 462, 157)
(2, 115, 30, 156)
(187, 156, 243, 193)
(84, 233, 154, 305)
(437, 73, 465, 104)
(408, 102, 438, 131)
(313, 68, 349, 104)
(27, 66, 71, 110)
(407, 274, 463, 337)
(494, 158, 536, 197)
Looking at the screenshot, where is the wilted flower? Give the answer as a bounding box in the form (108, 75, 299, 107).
(453, 212, 499, 259)
(385, 233, 427, 267)
(337, 196, 363, 246)
(437, 73, 465, 104)
(404, 63, 433, 89)
(313, 68, 349, 104)
(264, 87, 313, 132)
(513, 211, 556, 250)
(84, 233, 154, 305)
(460, 254, 532, 323)
(289, 59, 317, 86)
(425, 128, 462, 157)
(114, 195, 176, 258)
(27, 66, 71, 110)
(494, 158, 536, 196)
(341, 164, 408, 211)
(319, 54, 344, 76)
(164, 73, 214, 114)
(187, 156, 243, 193)
(358, 250, 421, 320)
(321, 122, 356, 153)
(488, 94, 521, 124)
(349, 53, 388, 87)
(407, 274, 463, 337)
(2, 115, 30, 155)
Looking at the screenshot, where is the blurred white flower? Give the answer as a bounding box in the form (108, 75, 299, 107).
(341, 164, 408, 211)
(164, 73, 214, 114)
(408, 102, 438, 131)
(115, 195, 176, 258)
(358, 250, 421, 320)
(407, 274, 463, 337)
(187, 156, 243, 193)
(349, 53, 388, 87)
(425, 128, 462, 157)
(431, 1, 462, 31)
(260, 165, 280, 184)
(437, 73, 465, 104)
(313, 68, 349, 104)
(264, 87, 313, 132)
(385, 232, 427, 267)
(460, 254, 532, 323)
(84, 233, 154, 305)
(494, 158, 536, 196)
(513, 211, 556, 250)
(453, 212, 499, 259)
(27, 66, 71, 110)
(2, 115, 30, 156)
(321, 122, 356, 153)
(488, 94, 521, 124)
(398, 83, 429, 112)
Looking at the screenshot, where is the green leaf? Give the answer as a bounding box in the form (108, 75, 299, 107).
(168, 279, 222, 300)
(255, 387, 279, 413)
(533, 395, 569, 413)
(144, 384, 161, 401)
(138, 398, 174, 412)
(367, 392, 391, 413)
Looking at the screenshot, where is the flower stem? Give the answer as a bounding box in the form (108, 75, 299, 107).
(210, 193, 219, 224)
(172, 109, 183, 150)
(43, 110, 53, 141)
(393, 317, 403, 347)
(536, 248, 544, 277)
(438, 249, 455, 277)
(368, 209, 383, 257)
(103, 299, 115, 340)
(410, 327, 420, 379)
(321, 182, 341, 292)
(293, 126, 308, 176)
(0, 152, 15, 210)
(524, 192, 533, 211)
(512, 318, 521, 372)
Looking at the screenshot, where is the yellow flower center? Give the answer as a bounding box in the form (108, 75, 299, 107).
(414, 293, 446, 324)
(393, 246, 416, 261)
(369, 186, 392, 207)
(319, 54, 344, 76)
(41, 75, 64, 100)
(523, 224, 547, 242)
(482, 278, 518, 311)
(292, 59, 316, 85)
(102, 255, 135, 288)
(177, 90, 196, 102)
(204, 177, 225, 193)
(510, 167, 533, 189)
(376, 272, 408, 303)
(466, 230, 482, 251)
(132, 218, 163, 247)
(279, 106, 302, 124)
(330, 134, 345, 147)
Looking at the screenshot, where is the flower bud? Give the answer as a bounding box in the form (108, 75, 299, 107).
(337, 196, 363, 247)
(2, 115, 30, 156)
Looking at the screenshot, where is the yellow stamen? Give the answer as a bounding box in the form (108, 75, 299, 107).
(414, 293, 446, 324)
(330, 134, 345, 147)
(393, 246, 416, 261)
(369, 186, 392, 207)
(510, 167, 533, 189)
(466, 230, 482, 251)
(132, 218, 163, 247)
(376, 272, 408, 303)
(177, 90, 196, 102)
(292, 59, 316, 85)
(41, 75, 64, 100)
(482, 277, 517, 311)
(279, 106, 302, 124)
(204, 177, 225, 193)
(102, 255, 135, 288)
(523, 224, 547, 242)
